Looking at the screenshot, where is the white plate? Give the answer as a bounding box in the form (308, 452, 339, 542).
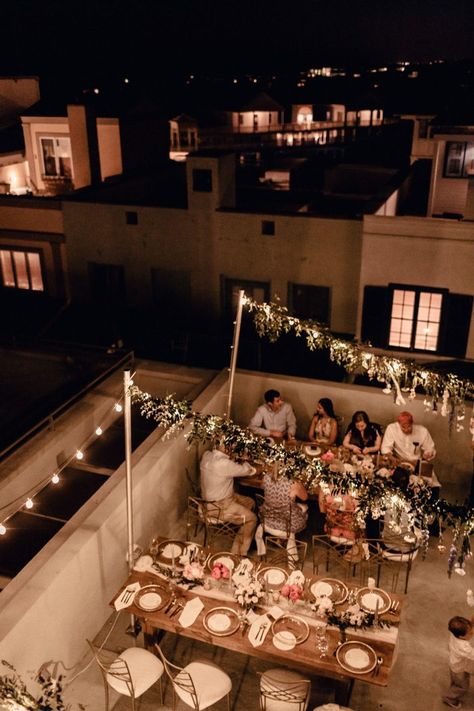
(356, 586, 391, 614)
(311, 581, 332, 597)
(135, 554, 153, 571)
(345, 648, 371, 669)
(208, 613, 231, 632)
(139, 592, 162, 610)
(304, 445, 321, 456)
(162, 543, 182, 559)
(265, 569, 286, 585)
(273, 631, 296, 651)
(214, 556, 235, 570)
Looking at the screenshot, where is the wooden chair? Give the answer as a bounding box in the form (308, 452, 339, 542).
(311, 534, 362, 583)
(87, 640, 164, 711)
(155, 644, 232, 711)
(259, 668, 311, 711)
(186, 496, 243, 549)
(186, 496, 207, 544)
(362, 538, 419, 594)
(264, 535, 308, 571)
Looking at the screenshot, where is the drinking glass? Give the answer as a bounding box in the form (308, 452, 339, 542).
(317, 634, 329, 658)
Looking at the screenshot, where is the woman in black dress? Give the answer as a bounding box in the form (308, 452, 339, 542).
(343, 410, 381, 455)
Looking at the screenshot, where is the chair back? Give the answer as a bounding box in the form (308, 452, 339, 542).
(265, 536, 307, 570)
(256, 493, 292, 538)
(87, 640, 135, 698)
(259, 670, 310, 711)
(155, 645, 200, 711)
(186, 496, 207, 544)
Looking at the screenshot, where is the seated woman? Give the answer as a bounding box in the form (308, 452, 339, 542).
(262, 467, 308, 535)
(318, 487, 359, 542)
(308, 398, 338, 446)
(343, 410, 382, 455)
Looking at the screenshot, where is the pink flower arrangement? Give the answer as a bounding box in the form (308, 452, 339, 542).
(280, 583, 303, 602)
(182, 561, 204, 581)
(321, 451, 335, 462)
(211, 562, 230, 580)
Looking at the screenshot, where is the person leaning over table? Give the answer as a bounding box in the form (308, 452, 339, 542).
(200, 444, 258, 556)
(343, 410, 382, 455)
(442, 615, 474, 708)
(249, 388, 297, 441)
(262, 465, 309, 535)
(308, 397, 338, 446)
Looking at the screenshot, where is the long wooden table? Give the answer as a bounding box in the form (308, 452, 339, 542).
(111, 559, 403, 705)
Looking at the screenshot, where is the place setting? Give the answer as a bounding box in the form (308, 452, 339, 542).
(356, 587, 391, 615)
(256, 566, 288, 590)
(335, 640, 378, 675)
(310, 578, 349, 605)
(271, 614, 309, 651)
(203, 606, 241, 636)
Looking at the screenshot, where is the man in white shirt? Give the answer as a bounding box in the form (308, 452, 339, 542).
(200, 447, 257, 555)
(249, 389, 297, 440)
(381, 411, 436, 467)
(442, 615, 474, 707)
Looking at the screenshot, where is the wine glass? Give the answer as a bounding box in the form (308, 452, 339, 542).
(317, 633, 329, 658)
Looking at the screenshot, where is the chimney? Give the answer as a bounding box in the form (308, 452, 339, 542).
(67, 103, 101, 188)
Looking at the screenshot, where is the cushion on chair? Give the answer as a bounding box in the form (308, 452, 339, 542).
(106, 647, 164, 698)
(174, 660, 232, 710)
(264, 525, 290, 537)
(261, 668, 310, 711)
(381, 547, 419, 562)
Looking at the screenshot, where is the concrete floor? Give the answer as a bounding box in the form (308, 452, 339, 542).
(64, 538, 474, 711)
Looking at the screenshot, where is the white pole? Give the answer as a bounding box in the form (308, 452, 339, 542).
(226, 290, 245, 417)
(124, 369, 134, 574)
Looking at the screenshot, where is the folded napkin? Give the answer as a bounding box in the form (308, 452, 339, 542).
(178, 597, 204, 628)
(314, 705, 340, 711)
(232, 558, 254, 586)
(287, 570, 305, 586)
(134, 555, 153, 572)
(114, 582, 141, 611)
(249, 614, 271, 647)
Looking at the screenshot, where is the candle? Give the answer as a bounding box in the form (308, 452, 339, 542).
(368, 577, 376, 590)
(374, 597, 379, 625)
(376, 451, 380, 467)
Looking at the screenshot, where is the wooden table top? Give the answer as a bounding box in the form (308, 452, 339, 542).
(112, 564, 403, 688)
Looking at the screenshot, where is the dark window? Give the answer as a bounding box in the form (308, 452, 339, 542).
(222, 277, 270, 317)
(361, 284, 472, 357)
(192, 169, 212, 192)
(151, 268, 191, 324)
(125, 211, 138, 225)
(418, 119, 429, 139)
(289, 283, 330, 324)
(444, 141, 474, 178)
(261, 220, 275, 236)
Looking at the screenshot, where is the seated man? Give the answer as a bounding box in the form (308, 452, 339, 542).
(249, 389, 297, 440)
(200, 445, 257, 556)
(381, 411, 437, 483)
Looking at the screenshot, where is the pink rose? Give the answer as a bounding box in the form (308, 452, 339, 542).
(289, 585, 302, 601)
(281, 584, 290, 598)
(321, 451, 335, 462)
(221, 565, 230, 580)
(211, 566, 221, 580)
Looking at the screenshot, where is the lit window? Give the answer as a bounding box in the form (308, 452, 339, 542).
(40, 137, 72, 178)
(0, 249, 44, 291)
(444, 141, 474, 178)
(389, 287, 442, 351)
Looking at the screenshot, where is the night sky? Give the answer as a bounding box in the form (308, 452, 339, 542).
(2, 0, 473, 85)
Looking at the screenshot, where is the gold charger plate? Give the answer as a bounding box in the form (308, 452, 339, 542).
(356, 587, 391, 614)
(271, 614, 309, 645)
(256, 566, 288, 590)
(336, 641, 377, 674)
(134, 583, 170, 612)
(207, 552, 241, 573)
(310, 578, 348, 604)
(203, 607, 240, 636)
(154, 540, 186, 567)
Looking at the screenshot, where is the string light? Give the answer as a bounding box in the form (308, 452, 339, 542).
(95, 426, 103, 436)
(25, 498, 34, 509)
(0, 524, 6, 535)
(114, 403, 123, 413)
(75, 449, 84, 460)
(51, 474, 60, 484)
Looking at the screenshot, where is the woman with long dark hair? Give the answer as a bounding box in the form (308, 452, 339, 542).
(308, 398, 338, 445)
(343, 410, 381, 455)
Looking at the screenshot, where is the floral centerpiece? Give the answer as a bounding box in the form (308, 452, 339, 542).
(280, 583, 304, 603)
(311, 594, 334, 617)
(182, 561, 205, 583)
(326, 603, 391, 642)
(211, 562, 231, 581)
(234, 577, 265, 612)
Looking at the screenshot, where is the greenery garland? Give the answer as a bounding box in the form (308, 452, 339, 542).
(244, 297, 474, 432)
(131, 388, 473, 578)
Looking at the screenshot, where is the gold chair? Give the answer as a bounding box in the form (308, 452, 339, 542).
(264, 535, 308, 571)
(362, 538, 419, 594)
(256, 493, 292, 539)
(187, 495, 244, 550)
(155, 644, 232, 711)
(186, 496, 208, 544)
(87, 640, 164, 711)
(258, 668, 311, 711)
(311, 534, 362, 583)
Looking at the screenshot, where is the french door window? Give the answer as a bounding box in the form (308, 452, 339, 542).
(40, 137, 72, 178)
(389, 287, 443, 351)
(0, 249, 44, 291)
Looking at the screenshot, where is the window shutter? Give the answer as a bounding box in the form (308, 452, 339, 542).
(361, 286, 390, 346)
(438, 293, 473, 358)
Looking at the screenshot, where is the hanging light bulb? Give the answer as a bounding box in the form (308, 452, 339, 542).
(25, 498, 34, 509)
(51, 474, 60, 484)
(0, 523, 6, 535)
(114, 403, 123, 413)
(76, 449, 84, 460)
(95, 426, 103, 436)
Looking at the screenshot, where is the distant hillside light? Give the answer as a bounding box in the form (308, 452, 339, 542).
(94, 88, 100, 94)
(124, 77, 129, 84)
